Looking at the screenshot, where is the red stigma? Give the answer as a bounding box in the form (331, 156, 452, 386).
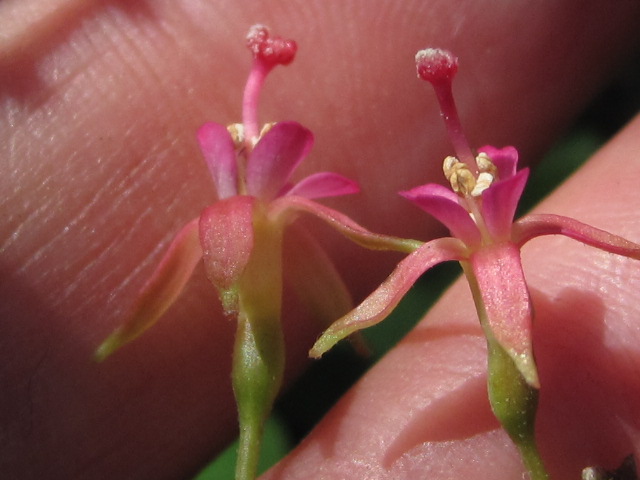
(415, 48, 458, 84)
(246, 25, 297, 67)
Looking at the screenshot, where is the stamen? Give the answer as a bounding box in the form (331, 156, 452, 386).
(242, 25, 297, 150)
(259, 122, 276, 139)
(227, 123, 245, 149)
(443, 155, 459, 178)
(476, 152, 497, 177)
(443, 156, 476, 195)
(443, 152, 498, 198)
(415, 48, 476, 171)
(471, 152, 498, 196)
(471, 172, 494, 196)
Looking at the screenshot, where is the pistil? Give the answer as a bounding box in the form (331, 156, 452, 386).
(242, 25, 297, 150)
(415, 48, 476, 170)
(241, 58, 271, 148)
(417, 48, 503, 244)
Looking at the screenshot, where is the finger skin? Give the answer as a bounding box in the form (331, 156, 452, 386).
(1, 1, 639, 479)
(262, 114, 640, 479)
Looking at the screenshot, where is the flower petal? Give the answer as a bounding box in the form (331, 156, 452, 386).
(197, 122, 238, 199)
(310, 237, 466, 357)
(95, 218, 203, 361)
(512, 213, 640, 259)
(478, 145, 519, 179)
(284, 172, 359, 199)
(468, 243, 539, 387)
(246, 121, 313, 201)
(269, 195, 422, 254)
(199, 196, 255, 313)
(481, 168, 529, 242)
(400, 183, 481, 248)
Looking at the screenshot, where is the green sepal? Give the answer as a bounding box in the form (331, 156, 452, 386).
(231, 205, 285, 480)
(487, 337, 549, 480)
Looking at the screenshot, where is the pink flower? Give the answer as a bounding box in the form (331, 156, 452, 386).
(195, 118, 362, 310)
(310, 48, 640, 479)
(95, 25, 415, 480)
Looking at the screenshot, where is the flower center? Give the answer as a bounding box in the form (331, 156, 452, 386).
(226, 122, 275, 150)
(443, 151, 498, 198)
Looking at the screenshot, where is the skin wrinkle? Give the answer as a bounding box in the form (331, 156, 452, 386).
(6, 77, 145, 275)
(59, 218, 151, 314)
(0, 0, 91, 56)
(11, 157, 141, 295)
(532, 290, 638, 475)
(0, 0, 155, 59)
(381, 358, 494, 468)
(2, 2, 640, 479)
(20, 10, 205, 316)
(88, 21, 172, 125)
(109, 16, 178, 120)
(0, 1, 155, 106)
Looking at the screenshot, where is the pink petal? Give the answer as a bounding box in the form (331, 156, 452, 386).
(512, 213, 640, 259)
(478, 145, 519, 179)
(197, 122, 238, 199)
(469, 242, 539, 387)
(199, 196, 255, 313)
(310, 237, 466, 357)
(481, 168, 529, 242)
(246, 121, 313, 201)
(285, 172, 359, 199)
(269, 195, 422, 254)
(95, 218, 203, 361)
(400, 183, 481, 248)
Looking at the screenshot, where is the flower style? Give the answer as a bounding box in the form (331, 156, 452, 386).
(310, 48, 640, 479)
(95, 25, 416, 480)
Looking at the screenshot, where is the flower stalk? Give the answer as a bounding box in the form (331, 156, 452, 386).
(463, 260, 546, 479)
(232, 207, 284, 480)
(486, 338, 546, 480)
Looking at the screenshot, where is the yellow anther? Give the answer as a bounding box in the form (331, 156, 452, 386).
(248, 122, 277, 146)
(259, 122, 276, 137)
(227, 123, 245, 149)
(442, 152, 500, 197)
(469, 152, 498, 196)
(443, 155, 459, 178)
(228, 122, 277, 149)
(471, 171, 494, 196)
(452, 167, 477, 195)
(443, 155, 476, 195)
(476, 152, 498, 177)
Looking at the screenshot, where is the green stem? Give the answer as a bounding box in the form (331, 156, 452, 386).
(461, 260, 549, 480)
(233, 312, 284, 480)
(487, 339, 548, 480)
(232, 206, 285, 480)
